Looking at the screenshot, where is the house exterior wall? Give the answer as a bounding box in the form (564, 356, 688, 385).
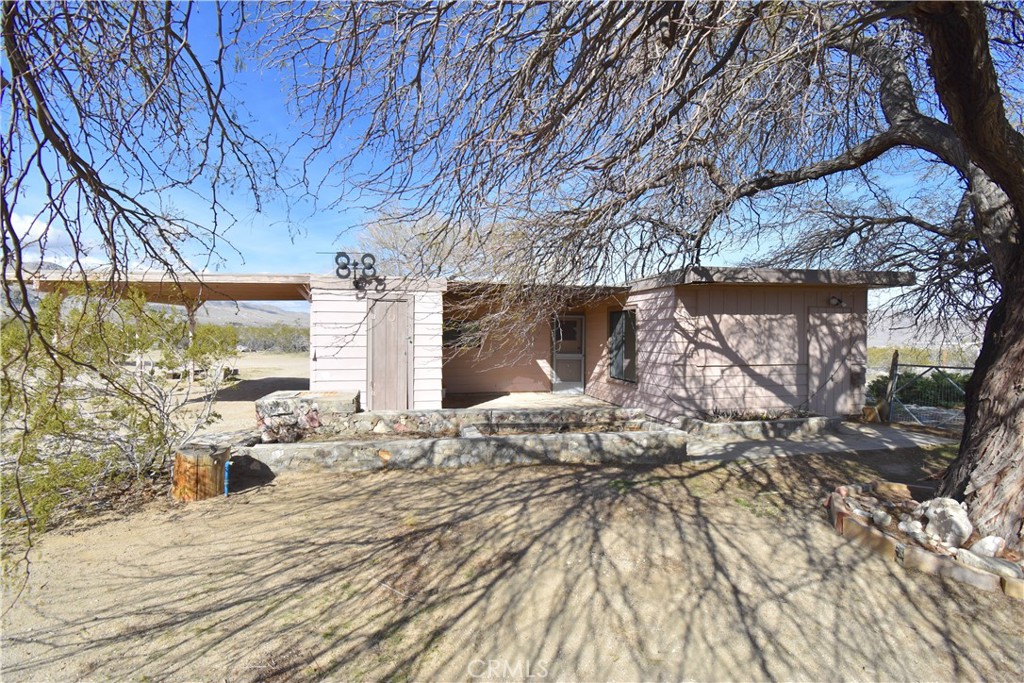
(584, 284, 868, 420)
(442, 322, 553, 393)
(309, 279, 444, 409)
(411, 291, 445, 409)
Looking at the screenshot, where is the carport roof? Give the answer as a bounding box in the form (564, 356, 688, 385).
(24, 265, 915, 304)
(28, 270, 312, 304)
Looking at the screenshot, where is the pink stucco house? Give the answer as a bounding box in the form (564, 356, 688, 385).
(309, 267, 912, 419)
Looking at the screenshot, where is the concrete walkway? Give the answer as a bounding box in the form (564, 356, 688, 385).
(687, 422, 955, 461)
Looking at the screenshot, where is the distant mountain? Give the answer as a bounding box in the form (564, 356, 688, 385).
(868, 313, 982, 352)
(153, 300, 310, 328)
(3, 289, 309, 329)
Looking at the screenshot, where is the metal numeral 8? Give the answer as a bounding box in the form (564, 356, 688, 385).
(360, 253, 376, 278)
(335, 252, 351, 279)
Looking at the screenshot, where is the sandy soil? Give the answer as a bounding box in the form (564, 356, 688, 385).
(3, 355, 1022, 680)
(199, 352, 310, 434)
(3, 447, 1022, 681)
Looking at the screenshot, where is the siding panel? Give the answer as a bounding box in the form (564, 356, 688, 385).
(310, 288, 443, 409)
(585, 284, 870, 420)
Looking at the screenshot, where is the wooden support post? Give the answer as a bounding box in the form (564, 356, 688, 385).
(880, 350, 900, 423)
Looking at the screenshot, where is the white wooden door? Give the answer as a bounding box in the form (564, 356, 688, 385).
(368, 298, 411, 410)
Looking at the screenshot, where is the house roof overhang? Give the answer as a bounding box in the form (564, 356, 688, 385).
(446, 280, 627, 296)
(23, 265, 912, 307)
(629, 266, 915, 292)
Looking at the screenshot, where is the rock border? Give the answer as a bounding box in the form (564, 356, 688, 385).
(186, 410, 686, 476)
(254, 388, 652, 444)
(824, 483, 1023, 600)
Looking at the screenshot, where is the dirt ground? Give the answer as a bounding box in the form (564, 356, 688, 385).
(200, 352, 310, 433)
(2, 354, 1022, 681)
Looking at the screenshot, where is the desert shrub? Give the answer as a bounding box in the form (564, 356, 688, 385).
(186, 323, 239, 366)
(699, 408, 815, 422)
(867, 346, 979, 367)
(235, 324, 309, 352)
(866, 370, 970, 408)
(1, 288, 230, 560)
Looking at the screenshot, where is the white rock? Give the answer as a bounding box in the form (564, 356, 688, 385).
(969, 535, 1006, 558)
(955, 548, 1024, 580)
(871, 510, 893, 527)
(910, 531, 933, 547)
(919, 497, 973, 548)
(898, 519, 924, 535)
(848, 505, 869, 518)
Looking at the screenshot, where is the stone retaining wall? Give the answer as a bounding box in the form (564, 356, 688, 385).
(256, 391, 360, 442)
(327, 406, 647, 438)
(246, 427, 688, 473)
(195, 399, 683, 476)
(255, 388, 650, 443)
(673, 415, 842, 440)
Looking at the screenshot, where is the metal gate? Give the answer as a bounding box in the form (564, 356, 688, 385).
(877, 358, 971, 431)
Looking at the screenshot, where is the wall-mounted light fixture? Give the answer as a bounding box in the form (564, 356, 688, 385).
(828, 295, 845, 307)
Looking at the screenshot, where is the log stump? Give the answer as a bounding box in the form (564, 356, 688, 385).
(172, 445, 231, 502)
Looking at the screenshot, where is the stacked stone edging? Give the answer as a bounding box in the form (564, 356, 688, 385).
(256, 390, 360, 442)
(825, 483, 1023, 600)
(674, 415, 842, 440)
(188, 401, 684, 478)
(254, 388, 650, 443)
(321, 406, 648, 440)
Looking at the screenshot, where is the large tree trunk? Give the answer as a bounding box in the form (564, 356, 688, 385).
(939, 250, 1024, 551)
(914, 2, 1024, 552)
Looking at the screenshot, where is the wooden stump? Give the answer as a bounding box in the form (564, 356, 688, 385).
(172, 445, 230, 502)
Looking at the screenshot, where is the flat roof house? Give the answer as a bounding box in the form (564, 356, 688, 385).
(28, 265, 911, 419)
(309, 267, 912, 418)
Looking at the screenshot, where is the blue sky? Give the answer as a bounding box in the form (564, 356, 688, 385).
(150, 4, 372, 276)
(10, 2, 765, 281)
(8, 2, 369, 279)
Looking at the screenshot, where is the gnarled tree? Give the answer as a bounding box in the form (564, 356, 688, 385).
(265, 1, 1023, 548)
(2, 0, 280, 326)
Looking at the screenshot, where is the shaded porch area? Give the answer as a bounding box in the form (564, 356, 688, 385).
(442, 391, 616, 410)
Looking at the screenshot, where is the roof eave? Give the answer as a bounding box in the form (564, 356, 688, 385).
(630, 266, 915, 291)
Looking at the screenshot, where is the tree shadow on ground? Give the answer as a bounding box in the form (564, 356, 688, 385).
(3, 447, 1022, 682)
(211, 377, 309, 402)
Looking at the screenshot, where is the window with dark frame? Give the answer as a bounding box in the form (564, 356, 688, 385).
(608, 309, 636, 382)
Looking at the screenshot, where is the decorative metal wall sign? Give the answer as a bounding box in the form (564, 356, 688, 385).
(335, 252, 385, 292)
